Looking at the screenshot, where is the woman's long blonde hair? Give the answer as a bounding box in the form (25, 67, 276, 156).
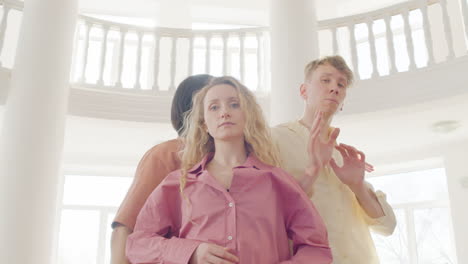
(180, 76, 281, 192)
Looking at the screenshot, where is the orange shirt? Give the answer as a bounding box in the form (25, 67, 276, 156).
(113, 138, 182, 230)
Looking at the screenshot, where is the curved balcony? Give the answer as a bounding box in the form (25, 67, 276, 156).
(0, 0, 467, 121)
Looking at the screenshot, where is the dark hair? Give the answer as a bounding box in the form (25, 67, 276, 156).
(171, 74, 213, 135)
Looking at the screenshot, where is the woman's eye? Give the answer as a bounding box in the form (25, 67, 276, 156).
(209, 105, 218, 111)
(231, 103, 240, 108)
(321, 79, 330, 83)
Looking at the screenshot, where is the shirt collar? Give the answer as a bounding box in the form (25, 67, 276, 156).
(187, 152, 267, 177)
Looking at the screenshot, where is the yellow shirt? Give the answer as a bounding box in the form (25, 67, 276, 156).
(271, 121, 396, 264)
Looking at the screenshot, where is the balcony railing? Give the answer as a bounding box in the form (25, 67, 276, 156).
(70, 15, 270, 94)
(317, 0, 468, 80)
(1, 0, 467, 89)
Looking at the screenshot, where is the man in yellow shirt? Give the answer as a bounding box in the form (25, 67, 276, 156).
(271, 55, 396, 263)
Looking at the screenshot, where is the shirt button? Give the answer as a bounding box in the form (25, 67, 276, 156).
(228, 202, 234, 207)
(227, 236, 233, 240)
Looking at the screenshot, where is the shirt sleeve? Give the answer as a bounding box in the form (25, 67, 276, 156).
(358, 182, 397, 236)
(275, 169, 333, 264)
(125, 172, 201, 264)
(113, 144, 178, 230)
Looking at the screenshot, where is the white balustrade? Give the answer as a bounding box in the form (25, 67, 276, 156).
(97, 26, 109, 85)
(169, 36, 177, 91)
(348, 24, 360, 80)
(440, 0, 455, 59)
(79, 22, 91, 83)
(0, 5, 10, 67)
(384, 14, 397, 74)
(1, 0, 466, 91)
(205, 34, 212, 75)
(332, 27, 338, 55)
(134, 31, 143, 89)
(115, 29, 127, 88)
(366, 20, 378, 77)
(402, 8, 417, 70)
(256, 32, 262, 91)
(239, 32, 246, 83)
(188, 35, 194, 75)
(420, 0, 435, 65)
(316, 0, 466, 79)
(462, 0, 468, 47)
(222, 33, 228, 75)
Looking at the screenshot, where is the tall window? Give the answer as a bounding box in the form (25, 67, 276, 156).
(368, 168, 457, 264)
(57, 173, 132, 264)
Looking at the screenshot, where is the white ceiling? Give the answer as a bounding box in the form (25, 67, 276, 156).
(77, 0, 408, 26)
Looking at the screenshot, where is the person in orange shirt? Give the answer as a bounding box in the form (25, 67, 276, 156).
(110, 74, 213, 264)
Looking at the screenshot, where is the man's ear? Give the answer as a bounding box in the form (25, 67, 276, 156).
(299, 83, 307, 100)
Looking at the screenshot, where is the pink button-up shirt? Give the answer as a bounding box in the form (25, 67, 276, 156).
(126, 154, 332, 264)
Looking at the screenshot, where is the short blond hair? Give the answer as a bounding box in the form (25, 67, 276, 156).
(304, 55, 354, 87)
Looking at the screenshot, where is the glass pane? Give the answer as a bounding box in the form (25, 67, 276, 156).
(414, 208, 457, 264)
(58, 210, 100, 264)
(367, 168, 449, 205)
(372, 209, 410, 264)
(62, 175, 132, 207)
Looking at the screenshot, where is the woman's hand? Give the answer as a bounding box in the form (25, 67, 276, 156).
(190, 243, 239, 264)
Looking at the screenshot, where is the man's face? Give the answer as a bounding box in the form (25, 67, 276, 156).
(301, 63, 348, 116)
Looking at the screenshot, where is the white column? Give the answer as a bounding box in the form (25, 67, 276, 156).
(269, 0, 319, 125)
(0, 1, 77, 264)
(443, 141, 468, 264)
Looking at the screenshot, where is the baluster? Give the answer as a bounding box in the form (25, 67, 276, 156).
(461, 0, 468, 46)
(0, 6, 10, 67)
(332, 27, 339, 55)
(440, 0, 455, 59)
(79, 22, 92, 83)
(402, 8, 416, 70)
(169, 36, 177, 91)
(347, 23, 360, 80)
(367, 20, 378, 78)
(239, 32, 246, 83)
(420, 0, 435, 65)
(116, 29, 127, 88)
(97, 26, 109, 86)
(205, 34, 212, 74)
(152, 33, 161, 91)
(384, 14, 397, 74)
(222, 33, 228, 75)
(188, 35, 194, 75)
(134, 31, 143, 89)
(69, 21, 81, 82)
(256, 32, 262, 91)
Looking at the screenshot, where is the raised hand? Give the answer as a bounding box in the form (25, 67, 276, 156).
(330, 143, 366, 190)
(299, 112, 340, 193)
(306, 111, 340, 170)
(190, 243, 239, 264)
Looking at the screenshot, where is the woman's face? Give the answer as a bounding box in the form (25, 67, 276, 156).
(203, 84, 246, 142)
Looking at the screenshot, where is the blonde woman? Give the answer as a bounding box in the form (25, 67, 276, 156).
(126, 77, 332, 264)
